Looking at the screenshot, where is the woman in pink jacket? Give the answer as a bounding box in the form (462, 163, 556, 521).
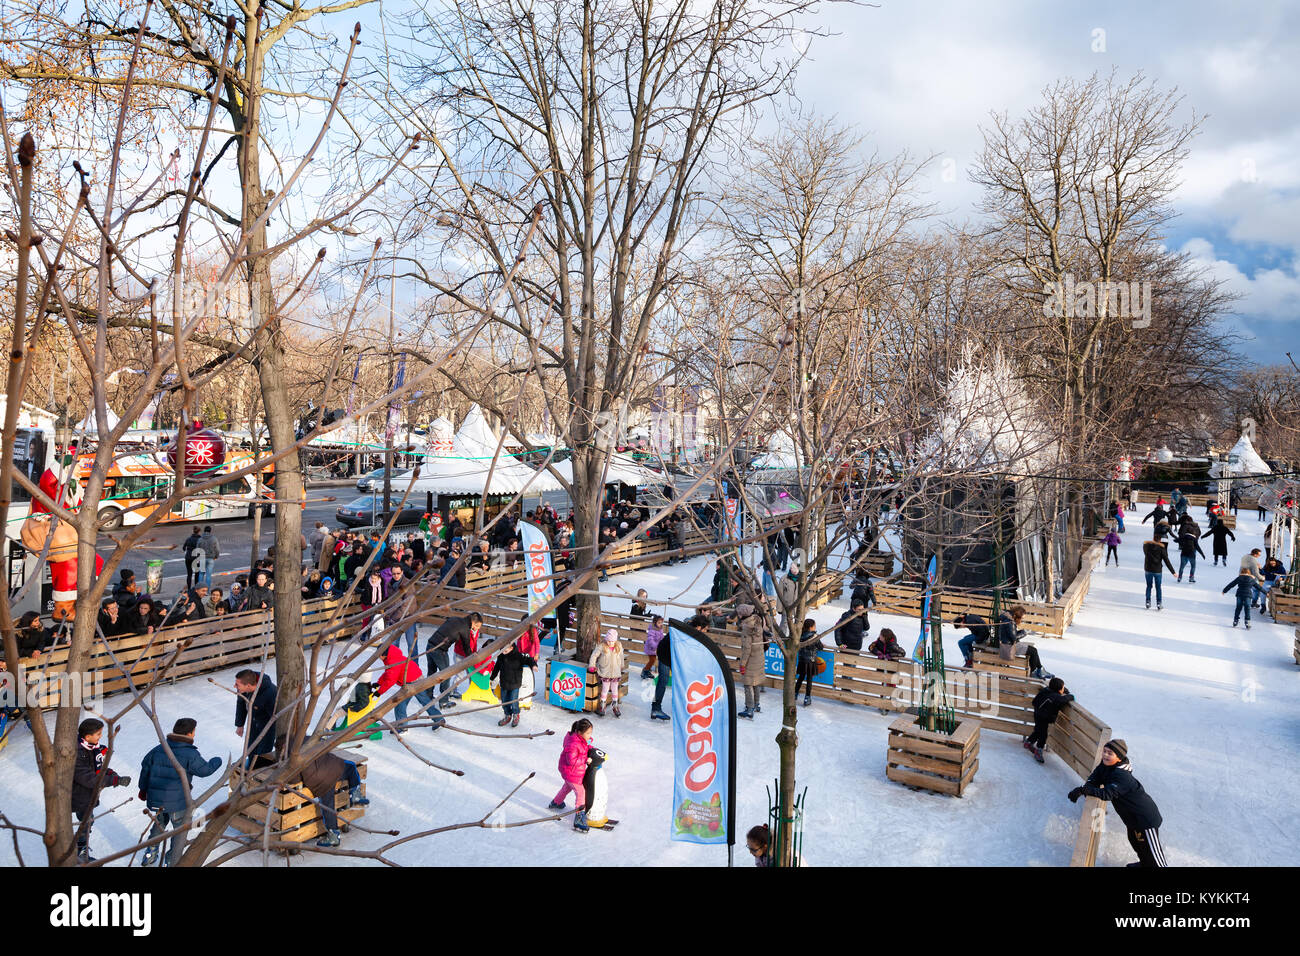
(549, 718, 594, 832)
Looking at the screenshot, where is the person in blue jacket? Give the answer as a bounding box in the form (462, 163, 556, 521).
(137, 718, 223, 866)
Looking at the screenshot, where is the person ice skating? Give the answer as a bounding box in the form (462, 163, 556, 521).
(1103, 525, 1121, 566)
(234, 670, 278, 768)
(378, 639, 445, 731)
(1069, 739, 1166, 867)
(795, 618, 821, 707)
(72, 718, 131, 864)
(1170, 488, 1188, 521)
(1201, 519, 1236, 566)
(426, 612, 482, 707)
(1141, 499, 1168, 529)
(651, 629, 672, 720)
(1142, 537, 1176, 609)
(549, 718, 594, 832)
(588, 628, 625, 717)
(736, 604, 764, 718)
(834, 600, 867, 652)
(1240, 548, 1266, 609)
(1222, 569, 1256, 628)
(1025, 678, 1075, 763)
(299, 750, 369, 848)
(1175, 518, 1205, 583)
(1113, 499, 1126, 534)
(641, 615, 665, 680)
(630, 588, 650, 618)
(868, 627, 907, 660)
(746, 823, 772, 867)
(137, 717, 222, 866)
(953, 612, 991, 669)
(491, 638, 537, 727)
(1259, 556, 1288, 617)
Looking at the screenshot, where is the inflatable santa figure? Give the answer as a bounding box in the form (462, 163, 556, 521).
(20, 515, 77, 621)
(32, 447, 79, 515)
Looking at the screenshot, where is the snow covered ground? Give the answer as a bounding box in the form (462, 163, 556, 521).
(1, 510, 1296, 866)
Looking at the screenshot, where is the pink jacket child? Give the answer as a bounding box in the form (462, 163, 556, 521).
(549, 720, 595, 830)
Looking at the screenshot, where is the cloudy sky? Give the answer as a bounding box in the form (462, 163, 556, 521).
(788, 0, 1300, 363)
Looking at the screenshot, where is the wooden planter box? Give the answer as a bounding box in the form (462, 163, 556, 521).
(1271, 591, 1300, 626)
(807, 570, 842, 609)
(886, 716, 980, 797)
(861, 552, 895, 579)
(229, 755, 367, 846)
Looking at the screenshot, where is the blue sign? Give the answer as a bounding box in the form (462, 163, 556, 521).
(912, 554, 939, 661)
(763, 642, 834, 686)
(547, 660, 588, 712)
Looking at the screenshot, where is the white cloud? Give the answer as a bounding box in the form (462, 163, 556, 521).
(1181, 237, 1300, 322)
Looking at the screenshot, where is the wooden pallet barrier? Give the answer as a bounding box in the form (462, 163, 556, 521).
(229, 755, 368, 846)
(886, 716, 980, 797)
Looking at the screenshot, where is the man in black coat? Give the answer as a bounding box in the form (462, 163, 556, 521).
(1142, 539, 1177, 609)
(181, 530, 202, 591)
(426, 612, 482, 706)
(1201, 520, 1236, 566)
(1174, 519, 1205, 582)
(953, 612, 991, 668)
(833, 601, 867, 652)
(234, 670, 278, 768)
(1069, 739, 1166, 867)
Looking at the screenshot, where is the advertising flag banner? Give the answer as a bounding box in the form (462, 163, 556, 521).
(911, 554, 939, 661)
(518, 519, 555, 615)
(724, 497, 741, 541)
(669, 622, 737, 850)
(385, 353, 407, 440)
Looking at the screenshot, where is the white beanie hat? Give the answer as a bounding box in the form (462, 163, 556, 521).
(603, 628, 618, 643)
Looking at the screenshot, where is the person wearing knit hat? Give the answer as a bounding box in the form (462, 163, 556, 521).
(1069, 739, 1166, 867)
(588, 628, 625, 717)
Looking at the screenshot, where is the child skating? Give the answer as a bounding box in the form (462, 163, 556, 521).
(549, 718, 594, 833)
(588, 627, 625, 717)
(641, 615, 665, 680)
(1222, 570, 1256, 628)
(1103, 525, 1121, 566)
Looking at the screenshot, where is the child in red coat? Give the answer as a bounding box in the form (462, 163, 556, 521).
(548, 718, 594, 832)
(377, 642, 443, 731)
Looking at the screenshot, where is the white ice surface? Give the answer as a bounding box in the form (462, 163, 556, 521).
(2, 512, 1296, 866)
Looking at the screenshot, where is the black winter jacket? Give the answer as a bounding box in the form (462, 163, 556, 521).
(1032, 687, 1075, 724)
(959, 613, 991, 643)
(490, 649, 538, 691)
(834, 611, 865, 651)
(1142, 542, 1176, 575)
(72, 741, 123, 816)
(1222, 574, 1256, 600)
(235, 678, 278, 757)
(1080, 760, 1163, 830)
(1201, 523, 1235, 555)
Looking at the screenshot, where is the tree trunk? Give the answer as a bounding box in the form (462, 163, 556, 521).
(571, 446, 602, 662)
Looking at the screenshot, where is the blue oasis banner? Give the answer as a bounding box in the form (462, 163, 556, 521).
(912, 554, 939, 661)
(669, 622, 736, 848)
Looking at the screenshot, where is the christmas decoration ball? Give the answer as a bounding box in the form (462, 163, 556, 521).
(169, 421, 227, 477)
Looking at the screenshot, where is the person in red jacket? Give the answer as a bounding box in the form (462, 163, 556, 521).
(377, 642, 444, 731)
(548, 718, 594, 832)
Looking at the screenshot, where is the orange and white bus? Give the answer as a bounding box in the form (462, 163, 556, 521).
(72, 451, 275, 529)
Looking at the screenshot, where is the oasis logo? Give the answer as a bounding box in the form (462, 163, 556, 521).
(50, 887, 151, 936)
(683, 676, 724, 792)
(551, 673, 584, 702)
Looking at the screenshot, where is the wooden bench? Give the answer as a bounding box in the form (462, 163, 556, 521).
(229, 754, 368, 847)
(972, 646, 1031, 677)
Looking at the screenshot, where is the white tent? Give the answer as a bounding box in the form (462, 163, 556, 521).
(398, 405, 562, 496)
(0, 395, 56, 432)
(309, 419, 384, 450)
(423, 416, 455, 456)
(550, 453, 664, 488)
(1225, 433, 1271, 476)
(74, 407, 121, 435)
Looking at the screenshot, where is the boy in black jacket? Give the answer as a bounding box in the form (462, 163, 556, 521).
(72, 718, 132, 864)
(1025, 677, 1074, 763)
(490, 639, 537, 728)
(234, 670, 279, 768)
(1069, 739, 1166, 867)
(1222, 572, 1256, 628)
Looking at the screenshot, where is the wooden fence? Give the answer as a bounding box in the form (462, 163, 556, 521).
(872, 541, 1104, 639)
(19, 597, 353, 708)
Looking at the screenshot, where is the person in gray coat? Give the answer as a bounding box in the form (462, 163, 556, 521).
(199, 526, 220, 589)
(137, 718, 222, 866)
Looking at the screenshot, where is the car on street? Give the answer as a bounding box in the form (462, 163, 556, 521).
(335, 494, 426, 529)
(355, 467, 415, 493)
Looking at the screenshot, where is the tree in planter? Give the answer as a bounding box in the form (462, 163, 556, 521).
(702, 116, 932, 865)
